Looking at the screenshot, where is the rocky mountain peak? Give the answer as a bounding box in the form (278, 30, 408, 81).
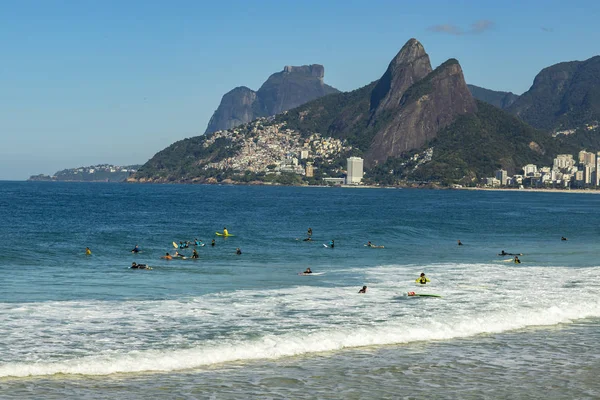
(366, 58, 477, 165)
(391, 38, 427, 66)
(205, 64, 339, 134)
(369, 38, 433, 114)
(283, 64, 325, 79)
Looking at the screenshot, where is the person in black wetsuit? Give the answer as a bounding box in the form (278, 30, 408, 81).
(303, 268, 312, 274)
(236, 248, 242, 255)
(358, 285, 367, 294)
(131, 245, 140, 253)
(211, 239, 215, 247)
(191, 249, 199, 259)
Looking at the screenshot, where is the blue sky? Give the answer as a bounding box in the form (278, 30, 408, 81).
(1, 0, 598, 180)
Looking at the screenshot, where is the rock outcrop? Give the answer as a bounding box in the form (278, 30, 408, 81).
(369, 38, 433, 115)
(366, 58, 477, 164)
(205, 65, 338, 134)
(204, 87, 258, 133)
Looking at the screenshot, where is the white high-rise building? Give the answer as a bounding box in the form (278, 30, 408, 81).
(595, 152, 600, 186)
(495, 169, 508, 186)
(553, 154, 575, 170)
(346, 157, 364, 184)
(523, 164, 538, 177)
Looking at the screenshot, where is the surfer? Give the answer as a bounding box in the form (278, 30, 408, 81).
(194, 238, 203, 246)
(223, 227, 229, 236)
(457, 240, 463, 246)
(561, 236, 568, 241)
(161, 252, 172, 260)
(211, 239, 215, 247)
(303, 237, 313, 242)
(131, 262, 150, 269)
(499, 250, 522, 256)
(191, 249, 199, 259)
(304, 268, 312, 274)
(514, 256, 521, 264)
(328, 240, 335, 248)
(367, 241, 373, 247)
(85, 247, 92, 256)
(307, 227, 312, 237)
(236, 248, 242, 255)
(358, 285, 367, 293)
(131, 245, 140, 253)
(174, 251, 186, 258)
(416, 273, 430, 284)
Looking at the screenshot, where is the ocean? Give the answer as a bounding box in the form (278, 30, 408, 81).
(1, 182, 599, 399)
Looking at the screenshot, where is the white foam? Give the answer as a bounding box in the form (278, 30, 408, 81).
(2, 263, 600, 377)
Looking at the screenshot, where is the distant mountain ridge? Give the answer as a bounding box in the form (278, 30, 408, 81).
(278, 39, 478, 167)
(467, 84, 519, 109)
(204, 64, 339, 134)
(507, 55, 600, 130)
(135, 38, 575, 185)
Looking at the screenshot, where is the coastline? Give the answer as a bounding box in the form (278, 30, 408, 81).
(22, 179, 600, 193)
(458, 187, 600, 194)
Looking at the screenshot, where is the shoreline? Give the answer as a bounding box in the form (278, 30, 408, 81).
(19, 179, 600, 193)
(458, 187, 600, 194)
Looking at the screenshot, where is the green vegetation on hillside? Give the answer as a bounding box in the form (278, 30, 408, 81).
(369, 101, 578, 185)
(467, 84, 519, 109)
(508, 56, 600, 130)
(135, 134, 242, 180)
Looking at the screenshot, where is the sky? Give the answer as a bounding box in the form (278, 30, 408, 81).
(1, 0, 599, 180)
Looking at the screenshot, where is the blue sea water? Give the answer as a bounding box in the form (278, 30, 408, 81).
(1, 182, 600, 399)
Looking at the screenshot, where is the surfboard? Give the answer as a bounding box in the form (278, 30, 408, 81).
(407, 291, 441, 297)
(323, 244, 328, 247)
(172, 241, 179, 249)
(364, 244, 385, 248)
(298, 272, 325, 276)
(215, 232, 234, 237)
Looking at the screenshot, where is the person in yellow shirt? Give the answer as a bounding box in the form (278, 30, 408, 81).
(415, 273, 430, 284)
(223, 227, 229, 236)
(85, 247, 92, 255)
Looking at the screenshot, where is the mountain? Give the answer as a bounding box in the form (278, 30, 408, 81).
(467, 84, 519, 109)
(507, 56, 600, 130)
(370, 100, 576, 185)
(134, 38, 577, 186)
(281, 39, 477, 166)
(204, 64, 339, 134)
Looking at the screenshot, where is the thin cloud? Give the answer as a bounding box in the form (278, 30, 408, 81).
(471, 20, 494, 34)
(429, 24, 463, 35)
(541, 27, 554, 32)
(428, 20, 494, 36)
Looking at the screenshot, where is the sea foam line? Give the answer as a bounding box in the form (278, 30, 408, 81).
(2, 299, 599, 378)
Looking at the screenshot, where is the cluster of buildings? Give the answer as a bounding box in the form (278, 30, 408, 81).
(28, 164, 138, 182)
(65, 164, 137, 175)
(485, 151, 600, 188)
(553, 122, 599, 137)
(203, 118, 352, 176)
